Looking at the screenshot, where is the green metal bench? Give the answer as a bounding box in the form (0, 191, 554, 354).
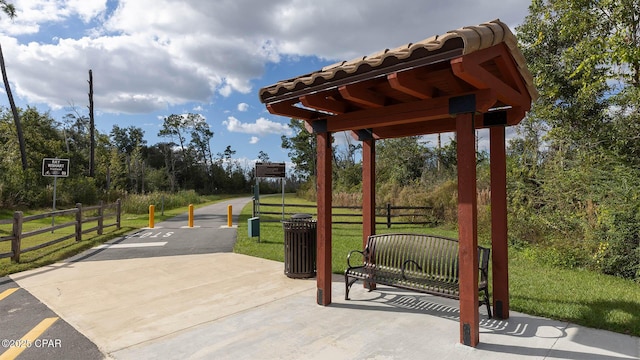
(345, 233, 492, 318)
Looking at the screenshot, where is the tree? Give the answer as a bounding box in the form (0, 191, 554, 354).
(217, 145, 236, 174)
(281, 119, 316, 180)
(258, 151, 270, 163)
(514, 0, 640, 279)
(0, 1, 25, 170)
(111, 125, 146, 192)
(111, 125, 145, 155)
(188, 113, 214, 170)
(376, 137, 428, 186)
(158, 114, 189, 154)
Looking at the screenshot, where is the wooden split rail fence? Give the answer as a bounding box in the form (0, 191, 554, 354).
(256, 202, 435, 228)
(0, 200, 121, 263)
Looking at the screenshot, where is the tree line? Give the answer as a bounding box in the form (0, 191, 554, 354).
(0, 107, 288, 209)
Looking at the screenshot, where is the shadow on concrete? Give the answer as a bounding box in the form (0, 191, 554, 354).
(333, 287, 637, 360)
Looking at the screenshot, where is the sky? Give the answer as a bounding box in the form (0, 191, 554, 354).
(0, 0, 533, 168)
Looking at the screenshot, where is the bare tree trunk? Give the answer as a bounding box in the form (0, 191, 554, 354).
(88, 69, 95, 177)
(0, 43, 27, 170)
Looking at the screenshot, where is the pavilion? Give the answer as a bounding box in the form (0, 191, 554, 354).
(259, 19, 537, 347)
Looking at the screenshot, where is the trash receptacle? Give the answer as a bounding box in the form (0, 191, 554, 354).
(282, 214, 316, 278)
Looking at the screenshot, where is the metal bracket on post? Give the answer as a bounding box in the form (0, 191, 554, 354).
(311, 119, 328, 133)
(463, 323, 471, 346)
(483, 110, 508, 127)
(449, 94, 476, 116)
(355, 128, 374, 141)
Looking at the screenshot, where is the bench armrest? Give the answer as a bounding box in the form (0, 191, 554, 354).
(401, 259, 423, 280)
(346, 249, 365, 269)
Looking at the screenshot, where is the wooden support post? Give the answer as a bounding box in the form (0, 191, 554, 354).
(317, 131, 333, 306)
(116, 199, 121, 230)
(11, 211, 23, 263)
(362, 138, 377, 290)
(490, 126, 509, 319)
(98, 200, 104, 235)
(386, 203, 391, 229)
(362, 139, 376, 245)
(76, 203, 83, 242)
(456, 112, 480, 347)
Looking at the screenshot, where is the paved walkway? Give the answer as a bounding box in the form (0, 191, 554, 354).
(7, 198, 640, 359)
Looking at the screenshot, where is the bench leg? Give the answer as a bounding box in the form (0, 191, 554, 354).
(345, 275, 359, 300)
(482, 287, 492, 319)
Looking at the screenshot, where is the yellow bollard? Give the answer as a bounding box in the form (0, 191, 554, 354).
(188, 204, 194, 227)
(227, 205, 232, 227)
(149, 205, 155, 228)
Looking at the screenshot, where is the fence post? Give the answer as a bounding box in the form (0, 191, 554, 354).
(75, 203, 82, 241)
(11, 211, 23, 263)
(98, 200, 104, 235)
(387, 203, 392, 229)
(116, 199, 121, 230)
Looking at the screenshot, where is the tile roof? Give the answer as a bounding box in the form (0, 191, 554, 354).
(259, 19, 537, 104)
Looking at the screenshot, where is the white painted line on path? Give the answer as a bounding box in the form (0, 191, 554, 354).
(94, 242, 168, 249)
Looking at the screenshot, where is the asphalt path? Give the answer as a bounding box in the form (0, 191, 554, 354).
(0, 277, 104, 360)
(69, 196, 251, 263)
(1, 196, 252, 359)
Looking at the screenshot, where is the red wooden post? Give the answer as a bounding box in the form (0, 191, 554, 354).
(362, 138, 377, 290)
(362, 139, 376, 245)
(456, 112, 480, 347)
(316, 131, 333, 306)
(490, 126, 509, 319)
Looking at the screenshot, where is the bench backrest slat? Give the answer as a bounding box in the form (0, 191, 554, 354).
(365, 233, 488, 284)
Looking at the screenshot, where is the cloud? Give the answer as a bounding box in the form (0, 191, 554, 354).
(249, 136, 259, 144)
(237, 102, 249, 112)
(0, 0, 531, 115)
(223, 116, 292, 136)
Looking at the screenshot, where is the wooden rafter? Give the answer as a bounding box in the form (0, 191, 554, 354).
(388, 70, 436, 100)
(267, 100, 326, 121)
(338, 82, 386, 108)
(451, 44, 531, 110)
(300, 93, 348, 115)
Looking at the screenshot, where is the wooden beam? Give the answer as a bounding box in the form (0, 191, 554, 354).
(339, 83, 386, 108)
(490, 126, 509, 320)
(267, 101, 325, 121)
(300, 93, 348, 114)
(456, 112, 479, 347)
(325, 89, 497, 133)
(374, 118, 455, 138)
(316, 131, 333, 306)
(388, 71, 435, 100)
(451, 44, 530, 111)
(365, 108, 524, 140)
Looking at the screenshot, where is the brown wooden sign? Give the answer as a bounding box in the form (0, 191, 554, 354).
(255, 162, 285, 178)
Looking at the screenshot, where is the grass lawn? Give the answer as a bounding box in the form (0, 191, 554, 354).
(234, 194, 640, 337)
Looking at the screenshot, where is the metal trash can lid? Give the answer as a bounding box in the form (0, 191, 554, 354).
(291, 213, 312, 220)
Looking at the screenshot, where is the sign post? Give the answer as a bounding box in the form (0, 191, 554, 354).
(255, 162, 286, 219)
(42, 158, 70, 231)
